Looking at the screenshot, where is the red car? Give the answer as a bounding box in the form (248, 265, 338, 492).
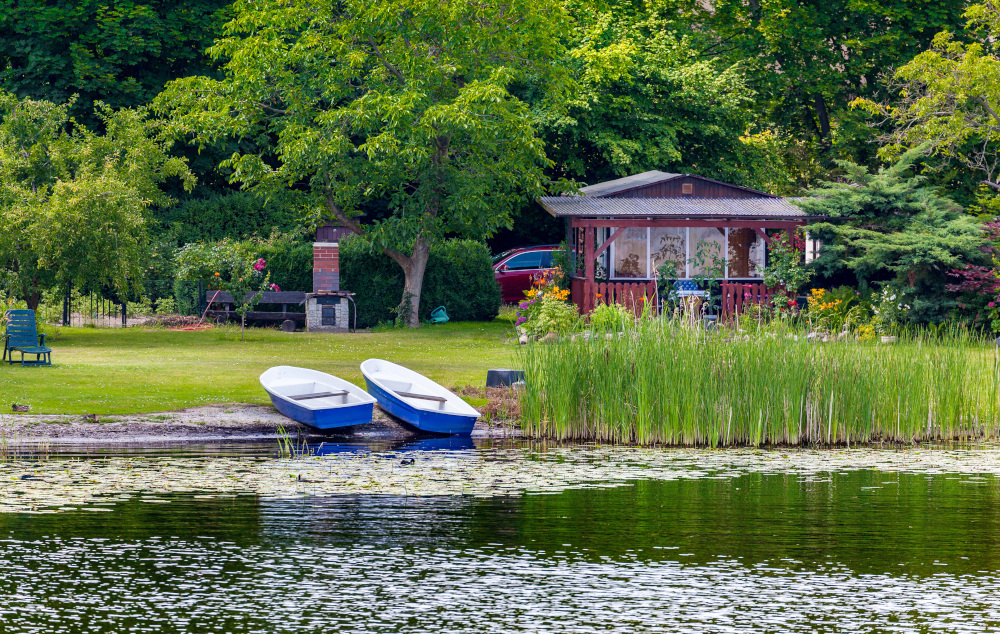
(492, 245, 559, 303)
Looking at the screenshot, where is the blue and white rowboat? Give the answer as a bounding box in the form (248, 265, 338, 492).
(359, 359, 480, 435)
(260, 366, 376, 430)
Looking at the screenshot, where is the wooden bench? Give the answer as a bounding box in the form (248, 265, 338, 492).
(205, 291, 307, 324)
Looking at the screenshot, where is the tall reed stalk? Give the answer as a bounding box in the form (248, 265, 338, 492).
(518, 320, 1000, 446)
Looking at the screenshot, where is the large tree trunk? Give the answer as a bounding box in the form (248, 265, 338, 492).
(390, 235, 431, 328)
(813, 93, 832, 150)
(323, 194, 433, 328)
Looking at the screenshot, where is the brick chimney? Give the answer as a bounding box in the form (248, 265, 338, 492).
(313, 241, 340, 292)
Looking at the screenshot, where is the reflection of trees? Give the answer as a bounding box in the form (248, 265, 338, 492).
(510, 473, 1000, 576)
(0, 495, 263, 543)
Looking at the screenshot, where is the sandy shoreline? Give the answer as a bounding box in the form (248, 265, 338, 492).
(0, 404, 519, 445)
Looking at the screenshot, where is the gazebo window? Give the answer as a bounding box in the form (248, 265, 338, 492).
(688, 227, 726, 277)
(650, 227, 686, 279)
(612, 227, 648, 278)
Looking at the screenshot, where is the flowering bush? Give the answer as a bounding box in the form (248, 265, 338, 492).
(871, 286, 911, 335)
(515, 267, 578, 337)
(207, 256, 271, 341)
(762, 230, 812, 293)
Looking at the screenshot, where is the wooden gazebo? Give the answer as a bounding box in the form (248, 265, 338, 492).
(537, 171, 817, 315)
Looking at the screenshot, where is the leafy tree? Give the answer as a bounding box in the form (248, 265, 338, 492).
(0, 93, 194, 309)
(708, 0, 967, 168)
(0, 0, 230, 123)
(158, 0, 570, 326)
(540, 2, 792, 192)
(795, 147, 985, 323)
(855, 3, 1000, 194)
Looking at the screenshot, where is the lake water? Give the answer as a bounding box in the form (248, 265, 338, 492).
(2, 443, 1000, 632)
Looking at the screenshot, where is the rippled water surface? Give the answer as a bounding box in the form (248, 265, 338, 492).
(3, 444, 1000, 632)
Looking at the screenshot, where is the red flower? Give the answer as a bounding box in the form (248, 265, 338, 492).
(254, 258, 266, 271)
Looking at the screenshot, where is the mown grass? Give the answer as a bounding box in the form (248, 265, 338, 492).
(519, 320, 1000, 446)
(1, 322, 514, 415)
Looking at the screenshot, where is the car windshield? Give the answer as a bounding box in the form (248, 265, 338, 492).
(491, 250, 517, 264)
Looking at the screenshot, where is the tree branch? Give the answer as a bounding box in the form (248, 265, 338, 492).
(367, 37, 406, 85)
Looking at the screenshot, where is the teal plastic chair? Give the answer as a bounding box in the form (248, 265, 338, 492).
(429, 306, 449, 324)
(4, 309, 52, 366)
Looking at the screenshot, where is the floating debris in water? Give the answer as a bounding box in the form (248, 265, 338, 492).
(2, 445, 1000, 514)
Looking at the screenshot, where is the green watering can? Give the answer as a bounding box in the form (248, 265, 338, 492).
(429, 306, 449, 324)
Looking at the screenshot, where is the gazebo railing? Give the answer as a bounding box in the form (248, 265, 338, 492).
(719, 282, 788, 321)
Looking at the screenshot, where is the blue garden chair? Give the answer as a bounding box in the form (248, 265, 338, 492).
(3, 309, 52, 366)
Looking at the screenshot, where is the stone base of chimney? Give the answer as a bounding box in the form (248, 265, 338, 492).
(305, 293, 352, 332)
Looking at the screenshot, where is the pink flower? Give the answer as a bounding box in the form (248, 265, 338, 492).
(254, 258, 266, 271)
(270, 283, 281, 292)
(990, 302, 996, 308)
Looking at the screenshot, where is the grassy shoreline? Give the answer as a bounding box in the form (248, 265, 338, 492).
(1, 322, 514, 415)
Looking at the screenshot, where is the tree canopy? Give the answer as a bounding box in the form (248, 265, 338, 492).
(0, 0, 230, 124)
(540, 2, 788, 192)
(796, 148, 984, 322)
(158, 0, 571, 325)
(0, 93, 194, 308)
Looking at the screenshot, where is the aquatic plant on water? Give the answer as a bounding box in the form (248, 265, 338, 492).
(518, 318, 1000, 446)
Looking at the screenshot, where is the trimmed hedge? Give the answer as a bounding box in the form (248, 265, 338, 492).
(341, 238, 501, 327)
(155, 191, 301, 245)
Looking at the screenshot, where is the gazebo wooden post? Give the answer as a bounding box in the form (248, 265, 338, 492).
(584, 224, 595, 314)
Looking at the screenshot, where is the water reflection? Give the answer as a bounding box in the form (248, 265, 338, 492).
(2, 466, 1000, 631)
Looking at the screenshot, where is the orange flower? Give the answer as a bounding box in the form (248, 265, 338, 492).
(596, 293, 602, 298)
(214, 272, 220, 277)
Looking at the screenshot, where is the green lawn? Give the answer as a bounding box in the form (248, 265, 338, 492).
(1, 322, 515, 415)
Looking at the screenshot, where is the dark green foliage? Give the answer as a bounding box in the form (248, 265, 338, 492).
(797, 147, 986, 323)
(154, 191, 302, 245)
(172, 279, 202, 316)
(0, 0, 230, 124)
(342, 238, 501, 328)
(255, 240, 312, 294)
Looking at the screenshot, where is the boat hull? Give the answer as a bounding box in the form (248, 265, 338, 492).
(363, 378, 477, 435)
(267, 392, 375, 430)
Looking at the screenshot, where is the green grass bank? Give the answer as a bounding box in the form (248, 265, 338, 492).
(1, 322, 513, 415)
(519, 321, 1000, 446)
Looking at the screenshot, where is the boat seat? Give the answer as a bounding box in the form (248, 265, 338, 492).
(291, 391, 348, 401)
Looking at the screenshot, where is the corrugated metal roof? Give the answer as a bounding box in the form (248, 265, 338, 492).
(578, 170, 682, 197)
(538, 196, 809, 219)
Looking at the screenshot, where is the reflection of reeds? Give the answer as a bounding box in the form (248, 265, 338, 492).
(519, 321, 1000, 446)
(276, 424, 315, 458)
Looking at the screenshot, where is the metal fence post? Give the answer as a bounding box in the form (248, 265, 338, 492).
(62, 287, 70, 326)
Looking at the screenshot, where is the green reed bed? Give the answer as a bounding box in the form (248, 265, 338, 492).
(518, 321, 1000, 446)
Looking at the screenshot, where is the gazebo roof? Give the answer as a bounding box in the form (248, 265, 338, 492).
(538, 196, 811, 220)
(578, 170, 683, 197)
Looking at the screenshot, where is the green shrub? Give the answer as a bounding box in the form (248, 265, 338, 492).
(588, 303, 633, 332)
(172, 232, 312, 312)
(173, 279, 202, 316)
(342, 238, 501, 327)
